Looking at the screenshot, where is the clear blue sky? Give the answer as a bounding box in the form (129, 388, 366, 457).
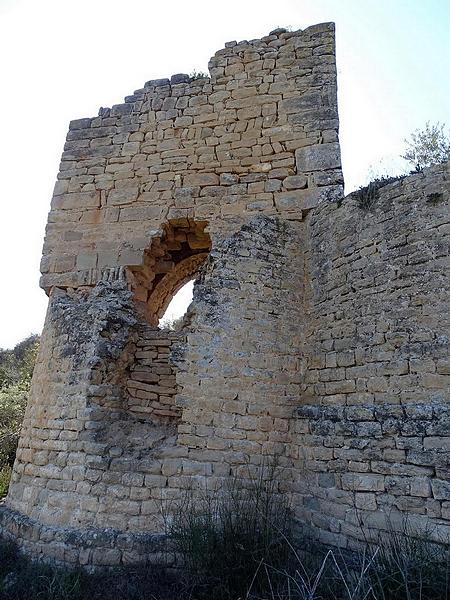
(0, 0, 449, 348)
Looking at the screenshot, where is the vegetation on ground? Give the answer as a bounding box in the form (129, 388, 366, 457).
(0, 540, 178, 600)
(1, 463, 449, 599)
(168, 463, 293, 599)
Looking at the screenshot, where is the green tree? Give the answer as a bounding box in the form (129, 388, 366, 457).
(402, 121, 450, 172)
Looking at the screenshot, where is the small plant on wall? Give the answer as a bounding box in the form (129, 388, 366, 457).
(352, 175, 405, 210)
(189, 70, 208, 80)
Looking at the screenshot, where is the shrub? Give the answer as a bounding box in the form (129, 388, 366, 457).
(0, 466, 12, 499)
(0, 384, 28, 468)
(160, 315, 185, 331)
(0, 335, 38, 389)
(402, 121, 450, 172)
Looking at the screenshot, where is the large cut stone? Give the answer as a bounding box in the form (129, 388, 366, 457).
(295, 142, 341, 172)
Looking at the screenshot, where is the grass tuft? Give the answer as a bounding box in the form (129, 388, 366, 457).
(352, 175, 406, 209)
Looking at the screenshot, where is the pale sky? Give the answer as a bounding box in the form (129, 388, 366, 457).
(0, 0, 449, 348)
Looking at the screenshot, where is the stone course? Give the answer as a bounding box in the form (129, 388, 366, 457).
(1, 23, 449, 567)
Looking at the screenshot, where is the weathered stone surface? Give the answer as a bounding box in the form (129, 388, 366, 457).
(291, 161, 450, 548)
(170, 73, 190, 84)
(283, 175, 308, 190)
(183, 173, 219, 186)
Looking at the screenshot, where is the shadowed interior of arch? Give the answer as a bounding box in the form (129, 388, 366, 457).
(127, 219, 211, 325)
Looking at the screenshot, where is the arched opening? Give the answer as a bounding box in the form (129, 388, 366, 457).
(127, 219, 211, 326)
(124, 219, 211, 424)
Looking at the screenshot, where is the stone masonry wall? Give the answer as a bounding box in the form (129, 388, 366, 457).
(4, 280, 141, 529)
(291, 162, 450, 548)
(40, 22, 342, 293)
(294, 402, 450, 549)
(304, 163, 449, 407)
(2, 23, 344, 564)
(1, 280, 180, 565)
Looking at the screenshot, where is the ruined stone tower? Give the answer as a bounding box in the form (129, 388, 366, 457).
(1, 23, 449, 566)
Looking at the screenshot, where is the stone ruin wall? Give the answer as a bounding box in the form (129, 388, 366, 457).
(0, 22, 449, 567)
(293, 161, 450, 548)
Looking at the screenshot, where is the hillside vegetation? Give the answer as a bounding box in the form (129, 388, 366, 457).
(0, 335, 39, 498)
